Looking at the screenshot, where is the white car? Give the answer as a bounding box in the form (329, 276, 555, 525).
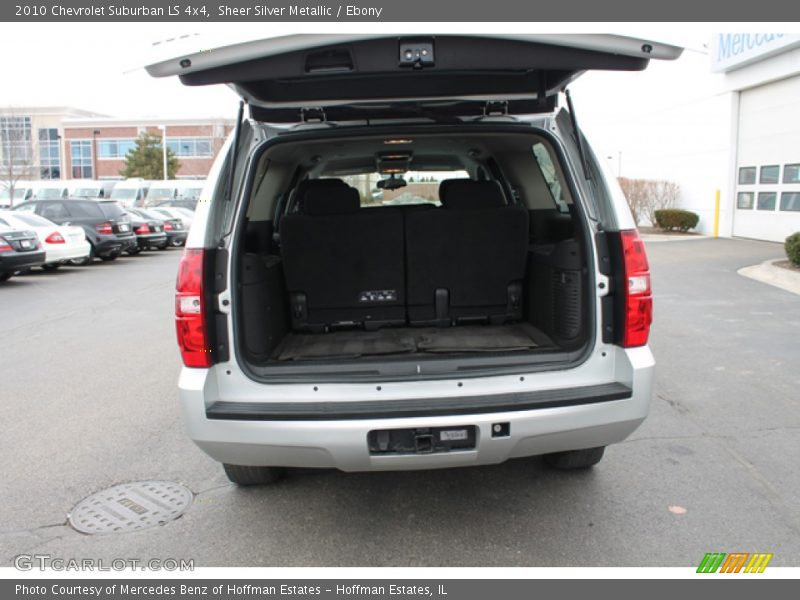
(148, 34, 675, 485)
(0, 211, 90, 270)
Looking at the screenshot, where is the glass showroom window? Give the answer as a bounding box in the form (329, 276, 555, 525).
(756, 192, 777, 211)
(0, 116, 32, 166)
(784, 164, 800, 184)
(38, 128, 61, 179)
(759, 165, 780, 184)
(70, 140, 93, 178)
(780, 192, 800, 212)
(737, 192, 754, 209)
(738, 166, 756, 185)
(97, 139, 136, 159)
(166, 137, 213, 158)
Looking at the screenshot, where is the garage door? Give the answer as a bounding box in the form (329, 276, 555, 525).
(733, 74, 800, 242)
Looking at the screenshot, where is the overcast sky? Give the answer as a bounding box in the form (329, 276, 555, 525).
(0, 23, 795, 179)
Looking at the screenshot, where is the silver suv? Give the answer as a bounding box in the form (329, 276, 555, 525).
(148, 34, 679, 485)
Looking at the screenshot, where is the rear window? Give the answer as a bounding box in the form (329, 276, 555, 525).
(339, 170, 468, 208)
(97, 202, 126, 219)
(65, 202, 103, 219)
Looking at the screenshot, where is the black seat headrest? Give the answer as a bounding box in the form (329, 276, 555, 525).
(302, 186, 360, 216)
(439, 179, 507, 209)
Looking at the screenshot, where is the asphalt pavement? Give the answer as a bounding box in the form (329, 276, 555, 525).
(0, 238, 798, 567)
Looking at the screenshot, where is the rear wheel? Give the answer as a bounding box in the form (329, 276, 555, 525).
(100, 253, 118, 262)
(0, 272, 12, 283)
(126, 247, 142, 256)
(223, 464, 286, 486)
(157, 242, 168, 250)
(41, 263, 61, 272)
(543, 446, 605, 470)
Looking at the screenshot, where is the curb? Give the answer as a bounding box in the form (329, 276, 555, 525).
(640, 234, 708, 243)
(738, 259, 800, 296)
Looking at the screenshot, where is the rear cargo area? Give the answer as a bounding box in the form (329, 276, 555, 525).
(233, 129, 594, 376)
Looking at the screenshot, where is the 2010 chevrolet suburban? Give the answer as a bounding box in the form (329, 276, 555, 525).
(146, 34, 680, 484)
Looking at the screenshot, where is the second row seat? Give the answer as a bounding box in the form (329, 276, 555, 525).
(280, 178, 529, 332)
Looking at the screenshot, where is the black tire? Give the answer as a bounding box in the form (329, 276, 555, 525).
(157, 243, 168, 250)
(0, 272, 12, 283)
(543, 446, 605, 470)
(41, 263, 61, 272)
(223, 464, 286, 486)
(126, 247, 142, 256)
(100, 253, 118, 262)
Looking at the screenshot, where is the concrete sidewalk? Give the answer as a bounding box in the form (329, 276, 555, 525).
(739, 258, 800, 296)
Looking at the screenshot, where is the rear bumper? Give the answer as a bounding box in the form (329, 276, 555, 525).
(137, 233, 168, 248)
(45, 241, 91, 263)
(179, 347, 655, 472)
(0, 250, 46, 271)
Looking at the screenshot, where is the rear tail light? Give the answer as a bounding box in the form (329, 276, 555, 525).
(175, 248, 212, 368)
(135, 224, 150, 234)
(45, 232, 65, 244)
(0, 237, 11, 252)
(95, 222, 113, 234)
(163, 222, 174, 231)
(620, 229, 652, 347)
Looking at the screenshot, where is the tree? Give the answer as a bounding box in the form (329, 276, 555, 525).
(0, 108, 37, 207)
(618, 177, 681, 226)
(644, 180, 681, 227)
(121, 132, 180, 179)
(617, 177, 649, 225)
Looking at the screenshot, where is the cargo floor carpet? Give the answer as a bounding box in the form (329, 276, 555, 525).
(273, 323, 553, 361)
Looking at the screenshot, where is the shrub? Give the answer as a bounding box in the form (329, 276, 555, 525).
(654, 209, 699, 232)
(786, 232, 800, 267)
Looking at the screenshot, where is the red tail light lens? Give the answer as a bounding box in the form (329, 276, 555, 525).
(620, 230, 652, 347)
(45, 232, 65, 244)
(95, 222, 113, 234)
(0, 238, 12, 252)
(175, 248, 211, 368)
(163, 222, 174, 231)
(135, 224, 150, 234)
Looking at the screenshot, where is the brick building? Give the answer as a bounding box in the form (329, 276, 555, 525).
(0, 107, 233, 184)
(62, 116, 234, 180)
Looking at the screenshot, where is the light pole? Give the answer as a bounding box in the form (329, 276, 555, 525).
(606, 151, 622, 178)
(92, 129, 100, 179)
(160, 125, 168, 180)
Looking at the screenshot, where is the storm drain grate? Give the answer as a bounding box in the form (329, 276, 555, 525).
(68, 480, 193, 535)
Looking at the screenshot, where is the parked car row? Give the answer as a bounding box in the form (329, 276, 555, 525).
(1, 178, 204, 210)
(0, 196, 195, 283)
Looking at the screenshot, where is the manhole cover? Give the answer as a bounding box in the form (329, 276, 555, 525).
(68, 481, 193, 535)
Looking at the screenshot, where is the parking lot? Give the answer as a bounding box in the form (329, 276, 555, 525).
(1, 237, 798, 567)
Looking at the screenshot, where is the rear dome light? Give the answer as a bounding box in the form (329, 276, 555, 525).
(175, 248, 212, 368)
(95, 222, 113, 234)
(45, 232, 65, 244)
(620, 230, 652, 348)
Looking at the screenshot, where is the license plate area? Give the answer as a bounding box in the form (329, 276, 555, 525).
(368, 426, 477, 455)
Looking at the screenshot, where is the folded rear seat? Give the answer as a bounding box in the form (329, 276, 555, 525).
(281, 181, 406, 332)
(405, 179, 528, 326)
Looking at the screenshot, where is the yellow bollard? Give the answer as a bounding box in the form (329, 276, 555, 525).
(713, 190, 720, 238)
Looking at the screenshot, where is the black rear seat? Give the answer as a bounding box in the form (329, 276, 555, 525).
(405, 179, 529, 325)
(281, 181, 406, 332)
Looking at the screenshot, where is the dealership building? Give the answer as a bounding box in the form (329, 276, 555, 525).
(713, 33, 800, 242)
(0, 107, 233, 182)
